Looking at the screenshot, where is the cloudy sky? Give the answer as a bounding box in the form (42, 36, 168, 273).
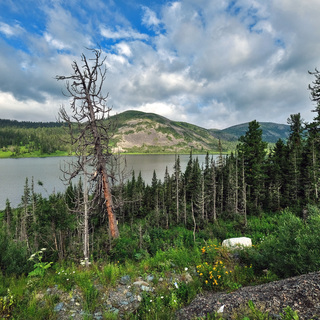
(0, 0, 320, 129)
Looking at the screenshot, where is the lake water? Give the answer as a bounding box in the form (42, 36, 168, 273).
(0, 154, 219, 210)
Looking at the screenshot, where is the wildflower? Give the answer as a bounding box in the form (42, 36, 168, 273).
(150, 300, 152, 302)
(40, 248, 46, 251)
(174, 282, 179, 289)
(205, 280, 208, 284)
(161, 296, 164, 299)
(185, 267, 188, 271)
(200, 273, 203, 276)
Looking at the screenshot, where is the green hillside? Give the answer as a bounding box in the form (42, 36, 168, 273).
(0, 111, 289, 157)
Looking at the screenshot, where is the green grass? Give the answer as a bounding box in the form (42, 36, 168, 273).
(0, 149, 71, 158)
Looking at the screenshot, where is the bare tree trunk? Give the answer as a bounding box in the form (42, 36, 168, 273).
(312, 140, 318, 199)
(102, 168, 119, 238)
(191, 200, 196, 244)
(212, 160, 217, 221)
(31, 177, 38, 251)
(83, 162, 90, 267)
(242, 157, 247, 227)
(184, 187, 187, 226)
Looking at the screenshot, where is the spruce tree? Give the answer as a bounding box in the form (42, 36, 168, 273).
(237, 120, 267, 214)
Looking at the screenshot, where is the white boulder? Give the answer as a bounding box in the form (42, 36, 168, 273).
(222, 237, 252, 249)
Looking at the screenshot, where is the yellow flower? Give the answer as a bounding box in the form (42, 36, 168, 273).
(205, 280, 208, 284)
(200, 273, 203, 276)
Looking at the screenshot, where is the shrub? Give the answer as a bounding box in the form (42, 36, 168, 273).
(241, 208, 320, 278)
(0, 233, 31, 275)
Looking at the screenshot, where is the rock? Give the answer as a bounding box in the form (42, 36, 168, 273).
(54, 302, 64, 312)
(35, 293, 44, 300)
(120, 275, 131, 285)
(184, 272, 193, 283)
(132, 280, 150, 287)
(222, 237, 252, 249)
(141, 285, 153, 292)
(146, 274, 154, 282)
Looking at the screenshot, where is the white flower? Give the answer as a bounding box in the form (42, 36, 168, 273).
(174, 282, 179, 289)
(161, 296, 164, 299)
(40, 248, 46, 251)
(150, 300, 152, 302)
(217, 305, 225, 313)
(185, 267, 188, 271)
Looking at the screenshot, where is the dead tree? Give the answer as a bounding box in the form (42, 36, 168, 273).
(57, 48, 119, 239)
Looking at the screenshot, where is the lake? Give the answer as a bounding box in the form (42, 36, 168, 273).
(0, 154, 220, 210)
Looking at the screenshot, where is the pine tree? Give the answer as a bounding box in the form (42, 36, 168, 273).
(286, 114, 304, 202)
(237, 120, 267, 214)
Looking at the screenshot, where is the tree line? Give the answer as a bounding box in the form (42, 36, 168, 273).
(0, 126, 71, 155)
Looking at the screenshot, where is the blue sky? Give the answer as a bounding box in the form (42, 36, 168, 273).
(1, 0, 320, 129)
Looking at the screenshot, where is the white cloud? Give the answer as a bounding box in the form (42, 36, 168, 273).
(0, 22, 24, 37)
(100, 26, 148, 40)
(44, 32, 69, 50)
(142, 6, 161, 28)
(0, 91, 65, 122)
(116, 42, 132, 57)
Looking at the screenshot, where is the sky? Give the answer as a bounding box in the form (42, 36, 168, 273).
(1, 0, 320, 129)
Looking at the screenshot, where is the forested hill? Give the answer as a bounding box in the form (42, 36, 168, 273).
(209, 122, 290, 143)
(0, 119, 63, 128)
(0, 111, 289, 157)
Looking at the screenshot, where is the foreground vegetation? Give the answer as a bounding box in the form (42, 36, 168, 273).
(1, 206, 318, 319)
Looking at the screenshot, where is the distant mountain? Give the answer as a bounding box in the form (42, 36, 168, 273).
(209, 122, 290, 143)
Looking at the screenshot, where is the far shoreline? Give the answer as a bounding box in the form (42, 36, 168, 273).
(0, 150, 225, 159)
